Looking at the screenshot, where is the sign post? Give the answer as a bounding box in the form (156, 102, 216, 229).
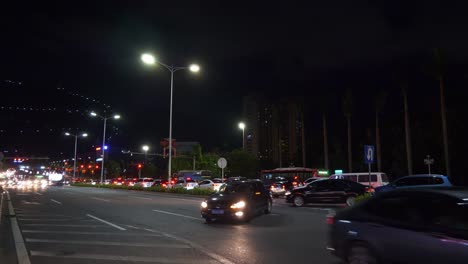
(217, 158, 227, 181)
(424, 155, 434, 174)
(364, 145, 375, 187)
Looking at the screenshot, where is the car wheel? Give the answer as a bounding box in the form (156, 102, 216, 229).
(346, 196, 356, 207)
(264, 199, 272, 214)
(293, 196, 305, 207)
(347, 243, 378, 264)
(205, 217, 213, 224)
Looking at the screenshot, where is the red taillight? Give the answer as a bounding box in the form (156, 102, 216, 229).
(270, 185, 274, 190)
(292, 182, 298, 186)
(162, 183, 167, 187)
(170, 180, 175, 184)
(326, 215, 335, 225)
(113, 181, 117, 184)
(282, 185, 285, 190)
(129, 182, 133, 184)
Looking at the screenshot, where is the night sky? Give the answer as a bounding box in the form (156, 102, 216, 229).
(1, 1, 468, 180)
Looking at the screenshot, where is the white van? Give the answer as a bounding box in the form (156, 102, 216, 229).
(329, 172, 389, 188)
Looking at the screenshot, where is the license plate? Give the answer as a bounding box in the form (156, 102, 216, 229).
(211, 209, 224, 215)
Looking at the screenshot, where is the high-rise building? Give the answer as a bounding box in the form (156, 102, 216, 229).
(243, 95, 304, 168)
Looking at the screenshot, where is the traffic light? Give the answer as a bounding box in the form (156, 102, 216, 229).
(137, 164, 142, 169)
(80, 165, 84, 169)
(95, 165, 99, 169)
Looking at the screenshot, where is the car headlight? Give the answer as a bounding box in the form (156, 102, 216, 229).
(201, 201, 208, 208)
(230, 201, 246, 209)
(285, 191, 291, 196)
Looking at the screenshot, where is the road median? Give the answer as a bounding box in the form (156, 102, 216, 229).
(70, 183, 214, 197)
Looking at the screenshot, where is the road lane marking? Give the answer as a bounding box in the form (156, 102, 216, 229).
(86, 214, 126, 231)
(35, 192, 42, 196)
(143, 228, 236, 264)
(16, 214, 70, 217)
(22, 230, 162, 236)
(134, 196, 152, 200)
(18, 218, 81, 221)
(91, 197, 110, 202)
(22, 224, 104, 228)
(50, 199, 62, 205)
(6, 191, 32, 264)
(152, 209, 203, 221)
(29, 251, 219, 263)
(25, 238, 191, 248)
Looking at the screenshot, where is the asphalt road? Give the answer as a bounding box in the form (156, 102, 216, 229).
(2, 185, 344, 264)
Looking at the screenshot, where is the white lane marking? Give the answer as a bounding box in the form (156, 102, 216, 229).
(86, 214, 126, 231)
(152, 209, 203, 221)
(270, 213, 281, 216)
(29, 251, 219, 264)
(18, 218, 81, 221)
(91, 197, 110, 202)
(35, 192, 42, 196)
(16, 194, 29, 196)
(143, 228, 236, 264)
(16, 214, 70, 217)
(125, 225, 139, 229)
(50, 199, 62, 205)
(26, 238, 191, 248)
(22, 224, 104, 228)
(6, 191, 32, 264)
(134, 197, 152, 200)
(22, 230, 162, 236)
(22, 201, 40, 205)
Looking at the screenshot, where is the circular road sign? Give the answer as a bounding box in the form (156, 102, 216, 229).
(217, 157, 227, 169)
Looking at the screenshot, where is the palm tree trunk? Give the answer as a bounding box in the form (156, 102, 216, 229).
(301, 112, 306, 167)
(376, 111, 382, 172)
(347, 115, 353, 173)
(403, 86, 413, 175)
(439, 77, 450, 176)
(323, 113, 329, 170)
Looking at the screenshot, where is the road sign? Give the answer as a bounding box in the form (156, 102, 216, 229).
(217, 158, 227, 169)
(364, 145, 375, 164)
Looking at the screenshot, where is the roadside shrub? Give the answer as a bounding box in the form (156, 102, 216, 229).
(71, 183, 212, 196)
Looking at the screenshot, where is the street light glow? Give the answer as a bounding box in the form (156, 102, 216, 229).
(142, 145, 149, 152)
(82, 133, 88, 137)
(90, 112, 97, 117)
(238, 122, 246, 130)
(65, 132, 71, 136)
(141, 53, 156, 65)
(113, 114, 121, 120)
(189, 64, 200, 73)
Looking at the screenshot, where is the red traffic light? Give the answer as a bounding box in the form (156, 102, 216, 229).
(137, 164, 142, 169)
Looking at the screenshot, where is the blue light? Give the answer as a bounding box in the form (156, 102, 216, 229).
(104, 145, 108, 150)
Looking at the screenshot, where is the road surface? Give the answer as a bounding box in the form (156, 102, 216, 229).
(1, 185, 343, 264)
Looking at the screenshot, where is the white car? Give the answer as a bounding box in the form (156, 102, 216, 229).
(198, 179, 225, 191)
(136, 178, 155, 188)
(175, 179, 199, 190)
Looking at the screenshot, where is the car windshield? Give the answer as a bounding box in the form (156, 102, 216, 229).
(217, 183, 253, 194)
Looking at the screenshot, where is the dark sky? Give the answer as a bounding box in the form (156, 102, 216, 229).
(1, 1, 468, 177)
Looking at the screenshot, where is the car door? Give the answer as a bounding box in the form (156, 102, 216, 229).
(306, 180, 332, 203)
(253, 182, 268, 211)
(362, 193, 456, 263)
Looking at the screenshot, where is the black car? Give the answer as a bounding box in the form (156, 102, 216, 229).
(286, 179, 368, 207)
(201, 180, 273, 223)
(327, 187, 468, 264)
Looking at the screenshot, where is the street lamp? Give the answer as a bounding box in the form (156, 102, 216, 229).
(142, 145, 149, 164)
(238, 122, 246, 150)
(141, 53, 200, 185)
(90, 111, 121, 183)
(65, 132, 88, 181)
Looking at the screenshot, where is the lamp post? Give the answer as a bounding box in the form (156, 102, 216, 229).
(142, 145, 149, 164)
(90, 111, 120, 183)
(65, 132, 88, 182)
(238, 122, 246, 150)
(141, 53, 200, 185)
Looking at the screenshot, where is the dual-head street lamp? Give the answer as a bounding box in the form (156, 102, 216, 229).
(141, 53, 200, 185)
(90, 111, 121, 183)
(65, 132, 88, 180)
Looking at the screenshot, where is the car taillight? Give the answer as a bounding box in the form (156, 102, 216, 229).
(270, 185, 275, 190)
(326, 215, 335, 225)
(282, 185, 285, 190)
(162, 183, 167, 187)
(113, 181, 117, 184)
(366, 186, 375, 193)
(292, 182, 298, 186)
(130, 182, 133, 184)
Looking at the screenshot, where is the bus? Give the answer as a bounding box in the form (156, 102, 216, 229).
(261, 167, 327, 186)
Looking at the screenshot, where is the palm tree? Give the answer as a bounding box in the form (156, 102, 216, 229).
(402, 84, 413, 175)
(434, 48, 450, 176)
(343, 89, 353, 173)
(375, 90, 387, 172)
